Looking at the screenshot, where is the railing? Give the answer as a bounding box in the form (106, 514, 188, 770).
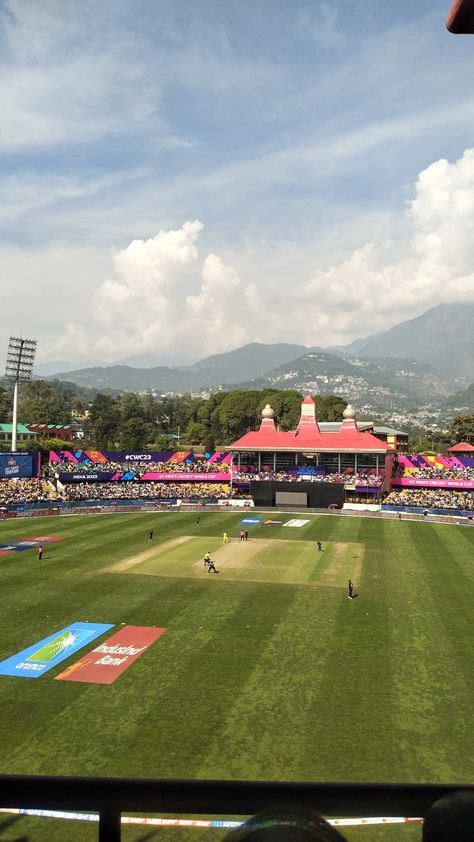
(1, 775, 473, 842)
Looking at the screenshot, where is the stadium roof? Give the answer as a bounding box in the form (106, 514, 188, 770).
(370, 426, 408, 436)
(228, 398, 390, 454)
(448, 441, 474, 451)
(0, 423, 37, 435)
(27, 424, 72, 430)
(317, 422, 407, 436)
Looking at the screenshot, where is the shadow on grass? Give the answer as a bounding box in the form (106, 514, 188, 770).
(0, 813, 29, 840)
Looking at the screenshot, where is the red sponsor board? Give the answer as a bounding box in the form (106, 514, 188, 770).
(55, 625, 166, 685)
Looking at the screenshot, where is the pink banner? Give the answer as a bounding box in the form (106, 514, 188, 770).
(140, 472, 230, 481)
(392, 478, 474, 489)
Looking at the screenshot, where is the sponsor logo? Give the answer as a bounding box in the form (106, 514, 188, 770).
(0, 622, 114, 679)
(283, 519, 309, 528)
(72, 474, 98, 480)
(27, 629, 90, 663)
(0, 536, 64, 555)
(125, 454, 152, 461)
(263, 519, 282, 524)
(55, 626, 166, 685)
(5, 466, 20, 476)
(240, 518, 262, 524)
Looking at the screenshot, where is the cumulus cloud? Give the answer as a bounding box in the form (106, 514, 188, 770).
(53, 221, 260, 362)
(297, 148, 474, 347)
(41, 149, 474, 365)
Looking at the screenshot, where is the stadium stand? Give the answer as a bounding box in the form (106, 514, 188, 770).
(0, 479, 61, 505)
(383, 488, 474, 511)
(62, 481, 233, 501)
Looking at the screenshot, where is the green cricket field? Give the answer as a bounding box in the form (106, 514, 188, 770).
(0, 510, 473, 842)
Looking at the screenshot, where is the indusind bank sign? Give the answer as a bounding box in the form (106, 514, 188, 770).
(55, 626, 166, 684)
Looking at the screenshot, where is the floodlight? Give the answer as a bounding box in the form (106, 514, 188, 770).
(4, 336, 37, 382)
(3, 335, 37, 452)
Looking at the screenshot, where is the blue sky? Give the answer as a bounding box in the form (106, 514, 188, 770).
(1, 0, 473, 367)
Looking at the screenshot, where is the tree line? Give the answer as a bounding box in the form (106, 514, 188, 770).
(0, 380, 346, 452)
(0, 378, 473, 454)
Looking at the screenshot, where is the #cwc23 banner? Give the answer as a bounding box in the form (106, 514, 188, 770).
(0, 453, 34, 479)
(49, 450, 231, 465)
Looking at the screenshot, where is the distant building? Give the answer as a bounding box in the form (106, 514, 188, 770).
(0, 423, 38, 444)
(448, 441, 474, 456)
(27, 424, 74, 442)
(317, 421, 409, 452)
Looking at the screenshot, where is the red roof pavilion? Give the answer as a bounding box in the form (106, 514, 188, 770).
(229, 397, 390, 454)
(448, 441, 474, 452)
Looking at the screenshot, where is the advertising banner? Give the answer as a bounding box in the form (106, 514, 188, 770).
(50, 450, 174, 464)
(59, 472, 114, 482)
(50, 449, 231, 465)
(0, 622, 114, 678)
(140, 472, 230, 482)
(0, 453, 33, 479)
(287, 467, 325, 475)
(283, 519, 309, 528)
(217, 499, 254, 507)
(0, 535, 63, 556)
(392, 478, 474, 489)
(59, 471, 230, 483)
(55, 625, 166, 685)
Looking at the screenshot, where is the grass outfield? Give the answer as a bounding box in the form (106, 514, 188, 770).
(0, 511, 473, 842)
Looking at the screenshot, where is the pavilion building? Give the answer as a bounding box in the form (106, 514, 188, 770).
(228, 395, 391, 475)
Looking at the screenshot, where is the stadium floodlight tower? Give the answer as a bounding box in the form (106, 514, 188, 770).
(4, 336, 37, 452)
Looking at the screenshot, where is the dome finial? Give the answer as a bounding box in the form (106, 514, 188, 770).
(343, 404, 356, 420)
(261, 403, 274, 419)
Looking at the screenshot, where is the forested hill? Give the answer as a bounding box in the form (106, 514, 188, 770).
(45, 343, 310, 392)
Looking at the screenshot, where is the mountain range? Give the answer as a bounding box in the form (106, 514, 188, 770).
(329, 302, 474, 377)
(42, 304, 473, 417)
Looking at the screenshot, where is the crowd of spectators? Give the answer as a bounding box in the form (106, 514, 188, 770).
(62, 482, 235, 501)
(0, 479, 61, 505)
(384, 488, 474, 511)
(234, 470, 383, 485)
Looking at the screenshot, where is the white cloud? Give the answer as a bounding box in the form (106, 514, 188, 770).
(46, 222, 265, 362)
(297, 149, 474, 346)
(25, 148, 474, 366)
(0, 0, 167, 153)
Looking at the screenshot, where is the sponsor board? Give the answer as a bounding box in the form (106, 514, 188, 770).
(0, 536, 64, 556)
(263, 519, 283, 525)
(283, 519, 309, 528)
(0, 622, 114, 678)
(218, 499, 254, 508)
(392, 477, 474, 489)
(55, 625, 166, 685)
(0, 453, 34, 479)
(240, 517, 262, 524)
(59, 471, 230, 483)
